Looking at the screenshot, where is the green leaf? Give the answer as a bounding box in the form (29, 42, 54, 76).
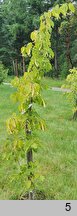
(51, 20, 54, 28)
(69, 3, 75, 13)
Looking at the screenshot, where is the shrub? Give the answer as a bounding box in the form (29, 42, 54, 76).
(0, 62, 8, 84)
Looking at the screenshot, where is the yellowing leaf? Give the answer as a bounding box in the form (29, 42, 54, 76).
(60, 3, 68, 16)
(31, 30, 38, 42)
(11, 76, 19, 87)
(31, 85, 35, 97)
(21, 46, 26, 57)
(42, 99, 46, 107)
(40, 22, 46, 31)
(26, 42, 32, 56)
(35, 60, 39, 68)
(69, 3, 75, 13)
(40, 120, 45, 131)
(52, 5, 60, 19)
(50, 49, 54, 58)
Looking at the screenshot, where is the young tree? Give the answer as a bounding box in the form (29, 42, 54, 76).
(5, 2, 75, 199)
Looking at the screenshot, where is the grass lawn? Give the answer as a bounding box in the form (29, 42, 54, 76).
(0, 77, 77, 200)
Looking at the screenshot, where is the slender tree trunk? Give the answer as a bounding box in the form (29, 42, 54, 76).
(27, 148, 34, 200)
(65, 18, 73, 69)
(26, 130, 34, 200)
(25, 98, 34, 200)
(19, 62, 23, 76)
(27, 149, 33, 165)
(55, 48, 58, 72)
(15, 58, 18, 77)
(22, 56, 26, 74)
(54, 24, 59, 77)
(13, 60, 16, 75)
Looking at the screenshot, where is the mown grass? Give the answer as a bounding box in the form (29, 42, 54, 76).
(43, 76, 65, 88)
(0, 84, 16, 144)
(0, 77, 77, 200)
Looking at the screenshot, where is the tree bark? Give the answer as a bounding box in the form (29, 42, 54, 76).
(22, 56, 26, 74)
(55, 48, 58, 73)
(65, 18, 73, 69)
(15, 58, 18, 77)
(54, 24, 59, 77)
(13, 60, 16, 75)
(27, 148, 34, 200)
(19, 62, 23, 76)
(27, 149, 33, 167)
(25, 98, 34, 199)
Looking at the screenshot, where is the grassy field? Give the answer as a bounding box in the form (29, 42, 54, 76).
(0, 78, 77, 200)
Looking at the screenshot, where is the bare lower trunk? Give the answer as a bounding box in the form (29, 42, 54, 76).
(27, 149, 34, 200)
(26, 101, 34, 199)
(26, 148, 34, 200)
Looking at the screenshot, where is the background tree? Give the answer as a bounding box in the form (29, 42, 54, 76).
(0, 0, 77, 78)
(0, 0, 55, 75)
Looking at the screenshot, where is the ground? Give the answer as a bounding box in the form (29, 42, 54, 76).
(0, 77, 77, 200)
